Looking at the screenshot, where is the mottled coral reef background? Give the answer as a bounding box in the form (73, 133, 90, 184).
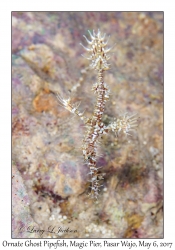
(12, 12, 163, 238)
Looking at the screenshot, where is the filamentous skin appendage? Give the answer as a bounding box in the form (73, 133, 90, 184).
(57, 29, 138, 199)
